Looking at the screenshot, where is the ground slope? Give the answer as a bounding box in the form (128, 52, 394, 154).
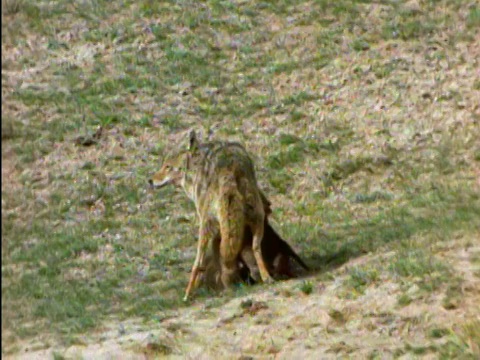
(2, 0, 480, 358)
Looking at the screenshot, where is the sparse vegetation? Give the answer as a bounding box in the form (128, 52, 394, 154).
(2, 0, 479, 358)
(299, 280, 314, 295)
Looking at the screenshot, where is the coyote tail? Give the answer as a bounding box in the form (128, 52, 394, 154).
(218, 175, 246, 266)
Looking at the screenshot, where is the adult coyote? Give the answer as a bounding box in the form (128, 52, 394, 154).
(149, 131, 273, 300)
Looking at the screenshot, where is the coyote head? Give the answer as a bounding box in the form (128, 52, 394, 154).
(149, 154, 185, 189)
(149, 130, 200, 190)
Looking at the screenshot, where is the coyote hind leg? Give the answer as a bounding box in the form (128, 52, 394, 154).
(251, 220, 274, 284)
(219, 232, 244, 289)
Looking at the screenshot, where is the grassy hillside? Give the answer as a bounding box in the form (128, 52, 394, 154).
(2, 0, 479, 357)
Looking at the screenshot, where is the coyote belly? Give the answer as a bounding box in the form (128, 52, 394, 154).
(150, 131, 274, 300)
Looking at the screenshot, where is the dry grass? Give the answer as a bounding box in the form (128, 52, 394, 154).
(2, 0, 480, 357)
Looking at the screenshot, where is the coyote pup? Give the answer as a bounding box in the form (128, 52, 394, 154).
(244, 219, 310, 279)
(150, 131, 274, 300)
(200, 218, 310, 289)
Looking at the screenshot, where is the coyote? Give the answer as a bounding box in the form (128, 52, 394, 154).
(149, 131, 274, 300)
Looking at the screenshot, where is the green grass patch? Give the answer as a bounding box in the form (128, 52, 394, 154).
(298, 280, 314, 295)
(350, 191, 393, 204)
(350, 37, 370, 52)
(286, 184, 480, 273)
(428, 327, 450, 339)
(340, 266, 380, 298)
(389, 249, 450, 292)
(397, 293, 413, 307)
(267, 170, 295, 194)
(467, 6, 480, 28)
(267, 143, 306, 169)
(435, 320, 480, 358)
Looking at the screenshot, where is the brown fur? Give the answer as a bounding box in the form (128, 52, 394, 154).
(150, 131, 274, 300)
(251, 218, 309, 279)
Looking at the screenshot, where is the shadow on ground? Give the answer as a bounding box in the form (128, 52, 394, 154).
(286, 187, 479, 275)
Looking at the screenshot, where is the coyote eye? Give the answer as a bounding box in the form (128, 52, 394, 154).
(165, 165, 171, 170)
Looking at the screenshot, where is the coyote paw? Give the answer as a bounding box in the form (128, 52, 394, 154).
(262, 275, 275, 284)
(249, 269, 261, 283)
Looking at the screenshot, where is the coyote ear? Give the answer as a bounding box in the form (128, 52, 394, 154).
(189, 130, 198, 152)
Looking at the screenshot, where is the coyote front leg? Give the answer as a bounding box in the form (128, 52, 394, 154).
(184, 222, 211, 301)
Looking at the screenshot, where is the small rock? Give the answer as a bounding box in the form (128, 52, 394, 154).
(240, 299, 253, 309)
(238, 356, 253, 360)
(240, 300, 268, 316)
